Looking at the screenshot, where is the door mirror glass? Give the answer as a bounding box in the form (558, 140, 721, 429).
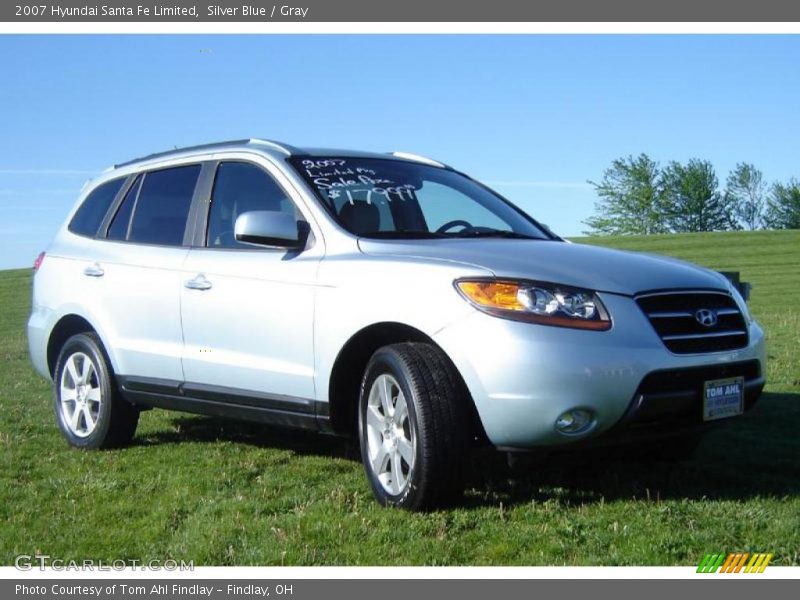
(234, 211, 307, 249)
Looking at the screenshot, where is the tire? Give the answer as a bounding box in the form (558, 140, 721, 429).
(53, 332, 139, 449)
(358, 342, 469, 510)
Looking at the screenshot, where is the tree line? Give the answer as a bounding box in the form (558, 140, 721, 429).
(583, 154, 800, 235)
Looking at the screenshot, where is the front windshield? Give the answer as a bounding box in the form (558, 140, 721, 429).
(290, 157, 550, 240)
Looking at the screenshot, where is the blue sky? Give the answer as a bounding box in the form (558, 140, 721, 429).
(1, 34, 798, 268)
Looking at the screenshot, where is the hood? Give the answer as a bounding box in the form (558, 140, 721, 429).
(357, 238, 728, 296)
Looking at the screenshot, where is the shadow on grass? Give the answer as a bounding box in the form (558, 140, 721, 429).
(136, 414, 361, 462)
(466, 391, 800, 508)
(137, 391, 800, 508)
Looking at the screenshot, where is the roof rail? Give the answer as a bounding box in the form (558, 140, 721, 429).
(113, 138, 299, 169)
(247, 138, 302, 155)
(390, 151, 448, 168)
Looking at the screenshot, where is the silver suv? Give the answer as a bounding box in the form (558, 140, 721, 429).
(28, 139, 766, 509)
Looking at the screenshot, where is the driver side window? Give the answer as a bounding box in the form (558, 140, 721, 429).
(207, 161, 299, 249)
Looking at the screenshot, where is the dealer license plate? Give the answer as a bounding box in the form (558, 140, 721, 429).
(703, 376, 744, 421)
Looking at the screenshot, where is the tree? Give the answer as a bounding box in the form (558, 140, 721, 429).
(764, 179, 800, 229)
(725, 162, 766, 230)
(583, 154, 667, 236)
(661, 159, 737, 232)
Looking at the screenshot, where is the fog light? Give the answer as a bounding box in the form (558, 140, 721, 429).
(555, 409, 595, 434)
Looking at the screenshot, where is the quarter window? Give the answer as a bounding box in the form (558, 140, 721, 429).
(206, 162, 299, 249)
(68, 177, 125, 237)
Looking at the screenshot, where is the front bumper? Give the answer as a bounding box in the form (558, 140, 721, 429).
(577, 359, 764, 449)
(433, 292, 767, 449)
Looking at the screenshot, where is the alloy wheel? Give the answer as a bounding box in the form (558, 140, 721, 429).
(59, 352, 102, 438)
(365, 374, 416, 495)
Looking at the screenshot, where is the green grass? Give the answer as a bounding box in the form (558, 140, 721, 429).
(1, 230, 798, 566)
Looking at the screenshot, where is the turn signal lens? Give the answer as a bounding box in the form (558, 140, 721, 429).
(455, 278, 611, 331)
(456, 281, 527, 311)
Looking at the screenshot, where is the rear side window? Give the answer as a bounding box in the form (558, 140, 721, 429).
(128, 165, 200, 246)
(107, 175, 141, 241)
(68, 178, 125, 237)
(106, 165, 201, 246)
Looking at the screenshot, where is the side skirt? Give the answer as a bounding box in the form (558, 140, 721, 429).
(117, 375, 326, 431)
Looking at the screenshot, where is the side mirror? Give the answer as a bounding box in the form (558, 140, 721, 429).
(234, 211, 308, 249)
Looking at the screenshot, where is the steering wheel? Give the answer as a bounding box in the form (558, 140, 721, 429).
(436, 219, 473, 234)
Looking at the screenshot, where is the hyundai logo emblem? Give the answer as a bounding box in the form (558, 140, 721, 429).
(695, 308, 718, 328)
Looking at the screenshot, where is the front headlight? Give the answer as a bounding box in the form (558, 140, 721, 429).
(455, 278, 612, 331)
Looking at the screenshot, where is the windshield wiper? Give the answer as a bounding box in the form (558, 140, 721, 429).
(359, 229, 540, 240)
(450, 229, 541, 240)
(360, 230, 449, 239)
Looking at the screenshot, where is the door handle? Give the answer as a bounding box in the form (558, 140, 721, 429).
(184, 274, 212, 291)
(83, 263, 105, 277)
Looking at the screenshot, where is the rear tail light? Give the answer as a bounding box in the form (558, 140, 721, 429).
(33, 252, 46, 272)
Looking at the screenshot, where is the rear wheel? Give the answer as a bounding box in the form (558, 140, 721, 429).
(358, 343, 469, 510)
(53, 333, 139, 449)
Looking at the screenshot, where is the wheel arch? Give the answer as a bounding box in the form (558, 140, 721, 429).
(326, 321, 486, 442)
(46, 313, 109, 378)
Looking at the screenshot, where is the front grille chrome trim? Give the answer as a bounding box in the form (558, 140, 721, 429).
(661, 330, 748, 341)
(648, 307, 741, 319)
(635, 290, 749, 354)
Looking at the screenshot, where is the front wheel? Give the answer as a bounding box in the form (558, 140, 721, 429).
(358, 343, 469, 510)
(53, 333, 139, 449)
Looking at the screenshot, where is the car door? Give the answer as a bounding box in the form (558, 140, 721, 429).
(179, 158, 322, 412)
(88, 162, 203, 384)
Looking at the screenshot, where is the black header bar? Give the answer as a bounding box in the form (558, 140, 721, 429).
(4, 0, 800, 23)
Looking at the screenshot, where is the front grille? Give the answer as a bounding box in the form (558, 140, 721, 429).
(636, 291, 749, 354)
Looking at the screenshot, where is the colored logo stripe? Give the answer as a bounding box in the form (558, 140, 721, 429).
(698, 552, 772, 573)
(697, 553, 725, 573)
(727, 553, 748, 573)
(747, 553, 773, 573)
(719, 553, 736, 572)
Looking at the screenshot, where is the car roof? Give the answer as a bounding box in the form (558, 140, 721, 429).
(110, 139, 447, 171)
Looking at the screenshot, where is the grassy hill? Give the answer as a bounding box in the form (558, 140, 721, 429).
(1, 230, 798, 566)
(576, 230, 799, 392)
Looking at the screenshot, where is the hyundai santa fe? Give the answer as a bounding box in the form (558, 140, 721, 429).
(27, 138, 766, 509)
